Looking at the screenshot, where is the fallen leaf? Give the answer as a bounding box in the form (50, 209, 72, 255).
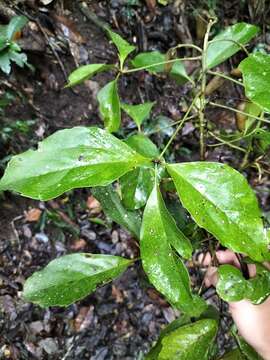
(25, 208, 42, 222)
(112, 285, 124, 303)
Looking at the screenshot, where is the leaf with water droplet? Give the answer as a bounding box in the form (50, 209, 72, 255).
(0, 127, 150, 200)
(239, 52, 270, 112)
(145, 318, 218, 360)
(23, 253, 132, 307)
(92, 185, 141, 238)
(217, 263, 270, 304)
(97, 79, 121, 132)
(141, 183, 206, 316)
(167, 162, 269, 261)
(206, 23, 259, 69)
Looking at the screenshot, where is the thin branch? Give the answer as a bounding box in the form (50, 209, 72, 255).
(207, 70, 244, 87)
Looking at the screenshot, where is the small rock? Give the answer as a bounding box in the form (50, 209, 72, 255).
(35, 232, 49, 244)
(29, 321, 44, 335)
(81, 228, 97, 241)
(39, 338, 58, 355)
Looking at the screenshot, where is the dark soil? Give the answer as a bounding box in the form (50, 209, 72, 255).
(0, 0, 270, 359)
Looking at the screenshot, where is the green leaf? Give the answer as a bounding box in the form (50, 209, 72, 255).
(97, 79, 121, 133)
(167, 162, 269, 262)
(233, 330, 263, 360)
(146, 319, 218, 360)
(125, 134, 159, 159)
(91, 185, 141, 238)
(107, 29, 135, 68)
(206, 23, 259, 69)
(23, 253, 131, 307)
(9, 49, 28, 67)
(141, 183, 206, 315)
(131, 51, 191, 83)
(220, 349, 245, 360)
(0, 51, 11, 74)
(0, 127, 150, 200)
(120, 134, 158, 210)
(217, 264, 270, 304)
(121, 101, 155, 129)
(66, 64, 113, 87)
(6, 16, 28, 41)
(254, 129, 270, 151)
(239, 53, 270, 112)
(120, 167, 155, 210)
(131, 51, 165, 73)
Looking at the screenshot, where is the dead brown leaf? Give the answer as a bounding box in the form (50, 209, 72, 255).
(25, 208, 42, 222)
(87, 196, 102, 214)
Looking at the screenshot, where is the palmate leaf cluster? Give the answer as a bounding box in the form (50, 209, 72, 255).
(1, 19, 270, 359)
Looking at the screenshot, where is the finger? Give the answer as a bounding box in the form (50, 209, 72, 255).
(216, 250, 241, 268)
(198, 252, 212, 266)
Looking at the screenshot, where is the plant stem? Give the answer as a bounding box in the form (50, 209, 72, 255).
(122, 56, 201, 74)
(208, 131, 246, 152)
(171, 43, 203, 53)
(146, 114, 197, 135)
(198, 18, 217, 160)
(158, 96, 198, 159)
(207, 38, 249, 56)
(209, 102, 270, 124)
(207, 70, 244, 87)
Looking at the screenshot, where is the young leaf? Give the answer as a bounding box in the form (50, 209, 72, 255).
(107, 29, 135, 68)
(0, 127, 150, 200)
(23, 253, 131, 307)
(217, 264, 270, 304)
(141, 184, 206, 316)
(91, 185, 141, 238)
(125, 134, 159, 159)
(131, 51, 191, 83)
(66, 64, 113, 87)
(167, 162, 269, 262)
(239, 53, 270, 112)
(120, 167, 155, 210)
(120, 134, 158, 210)
(206, 23, 259, 69)
(97, 79, 121, 133)
(146, 319, 218, 360)
(0, 51, 11, 74)
(121, 102, 155, 129)
(6, 16, 28, 41)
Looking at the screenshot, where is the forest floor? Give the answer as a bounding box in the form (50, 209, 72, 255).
(0, 0, 270, 359)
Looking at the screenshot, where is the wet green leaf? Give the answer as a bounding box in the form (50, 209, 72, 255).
(206, 23, 259, 69)
(254, 129, 270, 151)
(0, 127, 150, 200)
(146, 319, 218, 360)
(66, 64, 112, 87)
(220, 349, 244, 360)
(92, 185, 141, 238)
(121, 102, 155, 129)
(141, 184, 206, 315)
(217, 264, 270, 304)
(6, 16, 28, 41)
(107, 29, 135, 68)
(97, 79, 121, 132)
(120, 167, 155, 210)
(233, 330, 263, 360)
(239, 53, 270, 112)
(0, 51, 11, 74)
(125, 134, 159, 159)
(167, 162, 269, 261)
(131, 51, 191, 83)
(23, 253, 131, 307)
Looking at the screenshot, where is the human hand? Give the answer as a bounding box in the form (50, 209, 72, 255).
(199, 250, 270, 360)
